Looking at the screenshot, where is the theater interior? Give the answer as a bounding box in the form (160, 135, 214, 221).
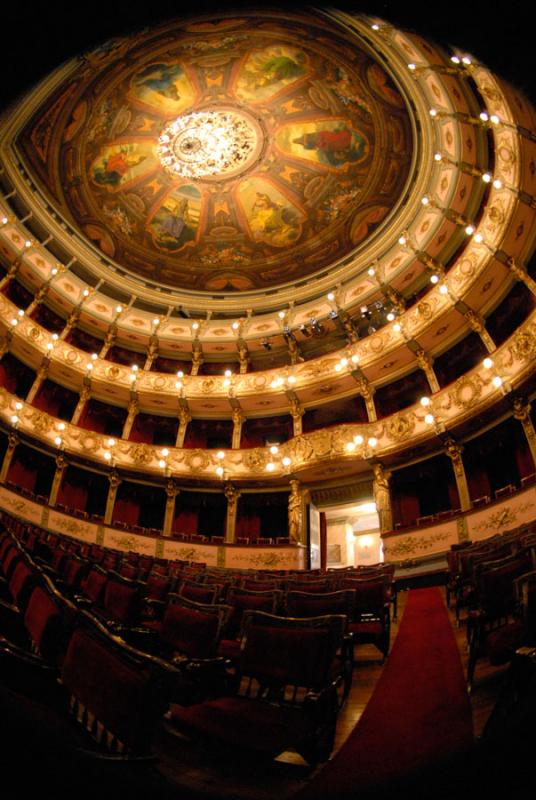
(1, 2, 535, 798)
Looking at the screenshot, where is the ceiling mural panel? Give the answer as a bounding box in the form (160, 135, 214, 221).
(18, 12, 412, 293)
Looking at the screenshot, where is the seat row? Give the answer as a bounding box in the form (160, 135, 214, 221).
(0, 528, 353, 767)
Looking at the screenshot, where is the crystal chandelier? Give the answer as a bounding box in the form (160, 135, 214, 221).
(157, 109, 260, 180)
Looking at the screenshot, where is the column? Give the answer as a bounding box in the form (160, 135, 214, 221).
(23, 284, 48, 318)
(231, 408, 243, 449)
(372, 463, 393, 533)
(288, 479, 306, 543)
(144, 337, 158, 371)
(513, 398, 536, 469)
(59, 308, 81, 341)
(445, 438, 472, 512)
(0, 330, 11, 359)
(122, 398, 138, 439)
(104, 471, 121, 525)
(224, 483, 240, 543)
(25, 360, 49, 404)
(191, 342, 203, 376)
(99, 324, 116, 358)
(290, 398, 304, 436)
(415, 348, 440, 393)
(355, 376, 377, 422)
(0, 433, 18, 483)
(49, 454, 67, 507)
(163, 479, 178, 537)
(176, 406, 191, 447)
(238, 342, 249, 374)
(508, 257, 536, 297)
(0, 260, 20, 292)
(70, 383, 91, 425)
(464, 309, 496, 353)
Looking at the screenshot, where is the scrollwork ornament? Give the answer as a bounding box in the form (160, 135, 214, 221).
(512, 330, 536, 362)
(452, 375, 484, 410)
(129, 443, 155, 466)
(31, 411, 52, 436)
(386, 414, 414, 441)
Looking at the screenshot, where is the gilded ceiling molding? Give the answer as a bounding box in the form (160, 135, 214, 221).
(1, 308, 535, 482)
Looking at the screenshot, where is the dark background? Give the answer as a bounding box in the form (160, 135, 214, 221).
(0, 1, 533, 113)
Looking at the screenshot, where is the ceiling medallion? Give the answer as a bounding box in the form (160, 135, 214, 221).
(157, 108, 262, 180)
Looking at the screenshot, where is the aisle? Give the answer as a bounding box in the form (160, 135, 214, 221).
(298, 588, 473, 799)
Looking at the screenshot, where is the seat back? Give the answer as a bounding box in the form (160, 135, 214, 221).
(286, 589, 355, 620)
(225, 587, 282, 640)
(61, 611, 180, 755)
(79, 565, 108, 605)
(102, 573, 142, 625)
(177, 579, 219, 605)
(160, 596, 230, 658)
(23, 575, 78, 663)
(238, 611, 346, 695)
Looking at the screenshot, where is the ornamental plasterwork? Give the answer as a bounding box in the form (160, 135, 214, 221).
(472, 501, 536, 534)
(1, 303, 535, 482)
(383, 530, 451, 559)
(0, 27, 523, 331)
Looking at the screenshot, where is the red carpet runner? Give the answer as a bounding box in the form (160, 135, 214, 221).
(299, 587, 473, 798)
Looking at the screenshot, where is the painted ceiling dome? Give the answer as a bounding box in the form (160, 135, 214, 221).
(18, 11, 412, 294)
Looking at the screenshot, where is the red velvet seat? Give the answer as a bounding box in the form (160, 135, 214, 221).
(467, 557, 534, 690)
(61, 610, 181, 757)
(341, 576, 391, 659)
(217, 587, 282, 662)
(168, 610, 347, 765)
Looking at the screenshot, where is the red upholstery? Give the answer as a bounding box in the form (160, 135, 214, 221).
(23, 586, 62, 661)
(79, 568, 108, 605)
(178, 581, 218, 604)
(160, 603, 220, 658)
(61, 624, 161, 753)
(241, 622, 334, 689)
(102, 578, 140, 625)
(8, 560, 34, 605)
(172, 695, 310, 753)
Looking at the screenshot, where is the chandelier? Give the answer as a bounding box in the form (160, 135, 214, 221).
(157, 109, 261, 180)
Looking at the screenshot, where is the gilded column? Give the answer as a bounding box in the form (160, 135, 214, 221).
(191, 342, 203, 376)
(288, 479, 305, 543)
(0, 432, 19, 483)
(445, 438, 471, 512)
(464, 309, 495, 353)
(513, 398, 536, 470)
(176, 406, 191, 447)
(163, 479, 178, 537)
(122, 398, 139, 439)
(104, 471, 121, 525)
(144, 337, 158, 371)
(290, 398, 304, 437)
(231, 408, 244, 449)
(355, 376, 377, 422)
(23, 284, 48, 318)
(508, 257, 536, 297)
(99, 325, 116, 359)
(70, 383, 91, 425)
(59, 308, 80, 341)
(372, 463, 393, 533)
(224, 483, 240, 543)
(238, 342, 249, 374)
(49, 453, 67, 507)
(25, 360, 49, 404)
(0, 260, 20, 292)
(0, 331, 11, 359)
(415, 348, 440, 393)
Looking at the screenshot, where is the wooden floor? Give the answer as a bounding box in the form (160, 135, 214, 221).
(155, 586, 507, 799)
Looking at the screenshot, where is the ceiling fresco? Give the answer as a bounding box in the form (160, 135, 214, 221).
(18, 12, 413, 293)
